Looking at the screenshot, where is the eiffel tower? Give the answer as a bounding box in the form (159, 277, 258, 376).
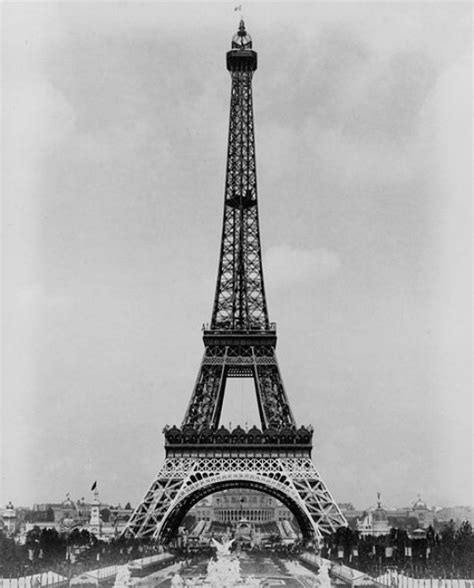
(124, 20, 347, 545)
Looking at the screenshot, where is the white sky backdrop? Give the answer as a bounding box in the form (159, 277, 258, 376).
(2, 1, 472, 510)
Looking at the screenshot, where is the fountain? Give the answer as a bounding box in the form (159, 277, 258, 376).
(205, 541, 241, 587)
(168, 535, 332, 588)
(316, 559, 332, 588)
(113, 565, 132, 588)
(170, 538, 259, 588)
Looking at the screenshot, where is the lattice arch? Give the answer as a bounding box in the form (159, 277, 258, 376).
(124, 457, 345, 544)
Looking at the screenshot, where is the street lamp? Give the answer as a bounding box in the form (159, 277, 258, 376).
(239, 496, 246, 520)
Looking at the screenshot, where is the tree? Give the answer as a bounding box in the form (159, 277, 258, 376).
(441, 519, 456, 544)
(40, 527, 64, 561)
(0, 529, 19, 575)
(26, 526, 42, 547)
(80, 529, 92, 546)
(426, 525, 435, 543)
(455, 521, 474, 574)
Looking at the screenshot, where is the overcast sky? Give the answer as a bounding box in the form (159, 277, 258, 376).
(2, 1, 472, 512)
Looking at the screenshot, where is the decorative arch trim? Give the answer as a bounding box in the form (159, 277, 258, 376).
(156, 474, 317, 543)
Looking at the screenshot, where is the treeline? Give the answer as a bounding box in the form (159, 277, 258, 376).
(0, 528, 156, 579)
(322, 521, 474, 579)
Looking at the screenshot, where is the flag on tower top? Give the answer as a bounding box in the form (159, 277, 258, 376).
(91, 481, 97, 491)
(234, 5, 242, 11)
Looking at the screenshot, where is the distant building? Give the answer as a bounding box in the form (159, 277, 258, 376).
(357, 494, 391, 537)
(213, 489, 277, 524)
(26, 493, 133, 540)
(1, 502, 18, 536)
(343, 494, 438, 532)
(190, 489, 293, 525)
(340, 504, 365, 528)
(192, 497, 213, 522)
(32, 494, 90, 526)
(339, 503, 357, 512)
(409, 496, 434, 528)
(435, 506, 474, 526)
(275, 504, 293, 522)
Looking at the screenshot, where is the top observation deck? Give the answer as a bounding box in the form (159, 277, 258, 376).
(227, 19, 257, 72)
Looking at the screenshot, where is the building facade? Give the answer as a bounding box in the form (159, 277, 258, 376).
(25, 494, 133, 540)
(190, 489, 293, 525)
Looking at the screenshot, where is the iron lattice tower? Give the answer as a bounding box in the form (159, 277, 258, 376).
(124, 21, 347, 544)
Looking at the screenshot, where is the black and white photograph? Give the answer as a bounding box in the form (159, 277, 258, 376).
(2, 1, 472, 586)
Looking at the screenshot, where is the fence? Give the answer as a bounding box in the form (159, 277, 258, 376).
(375, 574, 474, 588)
(299, 552, 322, 568)
(0, 572, 68, 588)
(0, 553, 175, 588)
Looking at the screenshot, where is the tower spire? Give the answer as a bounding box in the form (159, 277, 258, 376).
(212, 19, 264, 331)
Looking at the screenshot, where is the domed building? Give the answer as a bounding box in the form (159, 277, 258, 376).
(357, 493, 391, 537)
(409, 495, 434, 528)
(58, 494, 80, 526)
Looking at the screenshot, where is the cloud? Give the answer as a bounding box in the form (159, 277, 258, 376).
(264, 244, 341, 289)
(259, 28, 440, 193)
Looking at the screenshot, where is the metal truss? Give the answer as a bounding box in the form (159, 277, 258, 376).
(124, 457, 346, 543)
(211, 66, 268, 331)
(182, 25, 294, 433)
(182, 344, 295, 431)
